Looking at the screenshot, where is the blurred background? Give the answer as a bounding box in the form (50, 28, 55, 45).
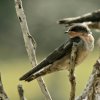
(0, 0, 100, 100)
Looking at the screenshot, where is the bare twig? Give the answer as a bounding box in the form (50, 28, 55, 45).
(0, 74, 9, 100)
(58, 9, 100, 29)
(58, 9, 100, 24)
(76, 58, 100, 100)
(86, 22, 100, 29)
(69, 42, 78, 100)
(14, 0, 52, 100)
(17, 84, 27, 100)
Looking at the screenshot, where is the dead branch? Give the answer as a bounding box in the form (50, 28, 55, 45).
(86, 22, 100, 29)
(69, 42, 78, 100)
(75, 58, 100, 100)
(58, 9, 100, 29)
(0, 74, 9, 100)
(14, 0, 52, 100)
(17, 84, 27, 100)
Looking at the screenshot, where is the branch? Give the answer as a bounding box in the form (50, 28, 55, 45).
(58, 9, 100, 29)
(75, 58, 100, 100)
(0, 74, 9, 100)
(86, 22, 100, 29)
(69, 42, 78, 100)
(17, 84, 27, 100)
(14, 0, 52, 100)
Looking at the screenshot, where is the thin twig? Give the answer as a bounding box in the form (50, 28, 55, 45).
(86, 22, 100, 29)
(76, 58, 100, 100)
(58, 9, 100, 24)
(58, 9, 100, 29)
(17, 84, 27, 100)
(14, 0, 52, 100)
(69, 42, 78, 100)
(0, 73, 9, 100)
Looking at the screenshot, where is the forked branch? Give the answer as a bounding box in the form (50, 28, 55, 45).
(14, 0, 52, 100)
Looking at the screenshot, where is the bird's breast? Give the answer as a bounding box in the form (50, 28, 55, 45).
(75, 48, 89, 65)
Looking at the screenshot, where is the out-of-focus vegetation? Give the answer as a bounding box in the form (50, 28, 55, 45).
(0, 0, 100, 100)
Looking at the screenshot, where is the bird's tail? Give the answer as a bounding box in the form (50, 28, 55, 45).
(24, 65, 52, 82)
(20, 64, 62, 82)
(19, 59, 49, 81)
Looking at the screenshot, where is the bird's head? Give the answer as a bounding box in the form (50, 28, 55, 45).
(65, 24, 94, 51)
(65, 24, 92, 38)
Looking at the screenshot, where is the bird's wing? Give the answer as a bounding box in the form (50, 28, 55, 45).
(19, 37, 81, 81)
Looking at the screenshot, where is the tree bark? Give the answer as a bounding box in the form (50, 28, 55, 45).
(14, 0, 52, 100)
(17, 84, 27, 100)
(0, 74, 9, 100)
(76, 58, 100, 100)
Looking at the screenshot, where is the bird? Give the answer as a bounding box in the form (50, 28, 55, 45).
(19, 24, 94, 82)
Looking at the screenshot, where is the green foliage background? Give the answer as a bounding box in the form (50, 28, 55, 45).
(0, 0, 100, 100)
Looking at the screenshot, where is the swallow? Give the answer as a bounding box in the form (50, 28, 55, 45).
(19, 24, 94, 82)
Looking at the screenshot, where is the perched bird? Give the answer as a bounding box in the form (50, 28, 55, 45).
(19, 24, 94, 82)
